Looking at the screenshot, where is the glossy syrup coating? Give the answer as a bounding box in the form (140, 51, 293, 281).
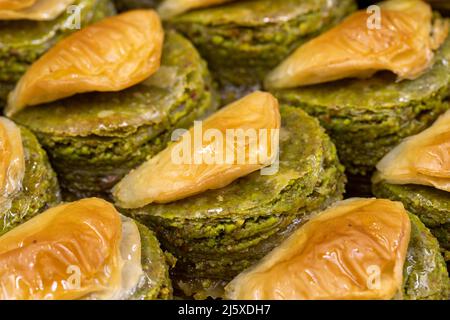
(113, 91, 280, 208)
(6, 9, 164, 115)
(266, 0, 448, 88)
(0, 198, 122, 300)
(375, 109, 450, 192)
(225, 198, 411, 300)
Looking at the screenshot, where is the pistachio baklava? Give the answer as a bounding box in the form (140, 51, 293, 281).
(373, 109, 450, 266)
(113, 91, 346, 297)
(0, 198, 172, 300)
(0, 116, 59, 236)
(166, 0, 356, 101)
(226, 198, 449, 300)
(0, 0, 115, 106)
(9, 10, 218, 199)
(267, 0, 450, 194)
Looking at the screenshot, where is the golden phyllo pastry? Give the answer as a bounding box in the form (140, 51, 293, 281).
(0, 0, 75, 20)
(0, 0, 36, 10)
(225, 198, 411, 300)
(158, 0, 235, 19)
(0, 117, 25, 209)
(113, 91, 281, 208)
(265, 0, 449, 89)
(6, 9, 164, 116)
(0, 198, 146, 300)
(375, 110, 450, 192)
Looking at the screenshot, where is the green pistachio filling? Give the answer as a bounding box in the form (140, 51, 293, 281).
(0, 126, 60, 236)
(129, 221, 173, 300)
(402, 213, 449, 300)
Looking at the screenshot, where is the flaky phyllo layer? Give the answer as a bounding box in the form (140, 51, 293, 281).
(0, 117, 25, 212)
(226, 198, 411, 300)
(0, 198, 144, 300)
(375, 109, 450, 191)
(0, 0, 76, 20)
(6, 9, 164, 116)
(113, 91, 280, 208)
